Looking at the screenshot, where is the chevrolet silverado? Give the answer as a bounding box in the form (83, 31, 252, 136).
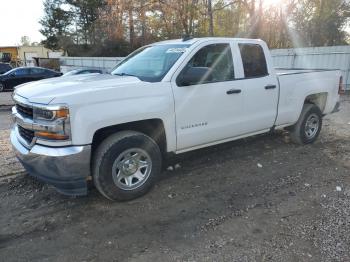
(11, 38, 342, 200)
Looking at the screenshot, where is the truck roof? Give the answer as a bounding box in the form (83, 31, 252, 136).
(154, 37, 264, 46)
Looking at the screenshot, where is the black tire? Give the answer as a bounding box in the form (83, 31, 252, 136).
(288, 104, 322, 145)
(92, 131, 162, 201)
(0, 83, 4, 92)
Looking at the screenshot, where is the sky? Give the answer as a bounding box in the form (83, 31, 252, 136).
(0, 0, 44, 46)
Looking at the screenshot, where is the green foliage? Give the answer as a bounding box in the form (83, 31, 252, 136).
(65, 0, 107, 45)
(20, 36, 31, 46)
(40, 0, 72, 50)
(293, 0, 350, 46)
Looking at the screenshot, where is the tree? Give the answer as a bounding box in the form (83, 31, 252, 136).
(20, 36, 31, 46)
(293, 0, 350, 46)
(40, 0, 72, 50)
(39, 0, 350, 56)
(65, 0, 107, 45)
(208, 0, 214, 36)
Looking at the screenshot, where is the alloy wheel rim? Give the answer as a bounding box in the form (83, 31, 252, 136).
(112, 148, 152, 190)
(305, 113, 319, 139)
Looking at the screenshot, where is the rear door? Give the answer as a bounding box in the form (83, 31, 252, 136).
(236, 42, 279, 132)
(16, 68, 32, 85)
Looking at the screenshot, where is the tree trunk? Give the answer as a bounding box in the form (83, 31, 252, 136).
(128, 3, 134, 49)
(140, 0, 146, 45)
(208, 0, 214, 36)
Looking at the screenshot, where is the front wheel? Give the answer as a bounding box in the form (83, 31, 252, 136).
(288, 104, 323, 145)
(92, 131, 162, 201)
(0, 83, 4, 92)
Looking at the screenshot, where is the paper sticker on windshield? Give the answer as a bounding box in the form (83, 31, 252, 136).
(166, 48, 187, 53)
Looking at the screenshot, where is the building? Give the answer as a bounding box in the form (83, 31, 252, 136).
(0, 46, 19, 63)
(0, 45, 64, 66)
(18, 46, 63, 66)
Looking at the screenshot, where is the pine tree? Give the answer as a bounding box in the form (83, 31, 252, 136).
(40, 0, 72, 50)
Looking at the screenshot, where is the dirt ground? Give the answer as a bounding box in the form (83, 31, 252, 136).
(0, 97, 349, 262)
(0, 91, 14, 107)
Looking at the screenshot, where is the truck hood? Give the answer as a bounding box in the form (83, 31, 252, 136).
(14, 74, 141, 104)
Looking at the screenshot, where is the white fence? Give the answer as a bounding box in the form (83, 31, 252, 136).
(59, 57, 124, 73)
(271, 45, 350, 90)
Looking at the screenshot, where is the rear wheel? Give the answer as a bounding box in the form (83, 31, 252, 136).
(288, 104, 322, 145)
(92, 131, 162, 201)
(0, 83, 4, 92)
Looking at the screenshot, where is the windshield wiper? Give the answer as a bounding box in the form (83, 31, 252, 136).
(113, 72, 139, 79)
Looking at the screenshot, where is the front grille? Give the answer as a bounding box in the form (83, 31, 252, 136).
(18, 125, 34, 144)
(16, 103, 33, 119)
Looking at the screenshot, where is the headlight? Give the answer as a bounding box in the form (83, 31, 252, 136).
(33, 105, 71, 141)
(33, 107, 69, 121)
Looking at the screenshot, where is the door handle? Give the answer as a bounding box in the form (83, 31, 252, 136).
(265, 85, 277, 90)
(226, 89, 241, 95)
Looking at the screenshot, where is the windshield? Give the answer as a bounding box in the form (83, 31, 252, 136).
(111, 44, 190, 82)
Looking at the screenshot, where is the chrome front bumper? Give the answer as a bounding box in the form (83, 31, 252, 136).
(11, 128, 91, 196)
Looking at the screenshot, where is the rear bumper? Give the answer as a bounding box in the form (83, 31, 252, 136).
(11, 128, 91, 196)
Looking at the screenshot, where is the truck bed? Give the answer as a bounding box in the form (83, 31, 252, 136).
(274, 68, 341, 127)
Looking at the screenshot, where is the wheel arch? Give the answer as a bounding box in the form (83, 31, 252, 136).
(91, 119, 167, 157)
(304, 92, 328, 113)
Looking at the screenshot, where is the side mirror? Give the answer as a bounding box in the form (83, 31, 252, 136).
(178, 67, 213, 86)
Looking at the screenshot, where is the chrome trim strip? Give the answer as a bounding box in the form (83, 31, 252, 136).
(13, 106, 34, 129)
(33, 120, 66, 133)
(36, 138, 72, 147)
(30, 143, 87, 157)
(14, 125, 37, 149)
(13, 94, 32, 108)
(34, 104, 69, 111)
(13, 93, 68, 111)
(11, 128, 29, 155)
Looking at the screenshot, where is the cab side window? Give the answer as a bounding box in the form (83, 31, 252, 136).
(239, 44, 268, 78)
(177, 44, 235, 86)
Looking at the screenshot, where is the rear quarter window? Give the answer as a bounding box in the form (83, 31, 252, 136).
(239, 44, 268, 78)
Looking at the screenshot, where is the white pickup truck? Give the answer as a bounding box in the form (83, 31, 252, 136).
(11, 37, 343, 200)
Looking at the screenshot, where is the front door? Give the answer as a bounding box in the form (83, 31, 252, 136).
(7, 68, 31, 88)
(172, 42, 245, 151)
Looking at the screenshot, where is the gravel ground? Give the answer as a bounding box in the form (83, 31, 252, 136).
(0, 108, 25, 180)
(0, 129, 24, 180)
(0, 108, 12, 131)
(0, 97, 349, 261)
(0, 91, 14, 106)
